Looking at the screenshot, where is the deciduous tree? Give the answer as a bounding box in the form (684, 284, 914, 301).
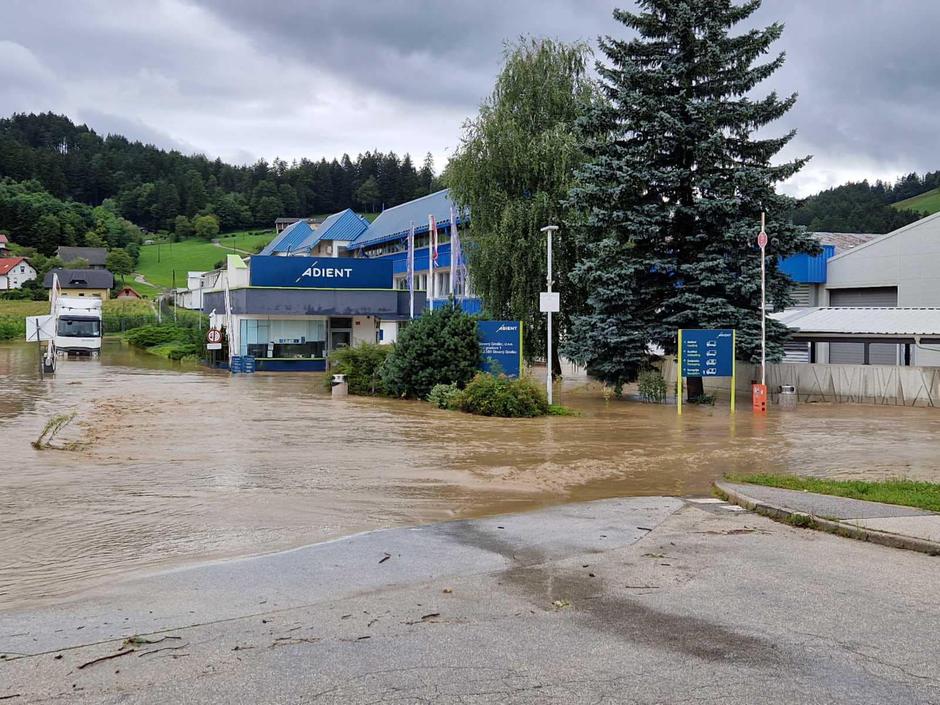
(447, 38, 596, 370)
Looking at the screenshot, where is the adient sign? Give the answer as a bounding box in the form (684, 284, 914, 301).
(249, 255, 393, 289)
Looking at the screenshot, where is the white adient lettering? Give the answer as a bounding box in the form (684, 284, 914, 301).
(295, 260, 354, 283)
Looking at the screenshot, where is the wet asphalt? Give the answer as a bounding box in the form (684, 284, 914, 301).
(3, 496, 939, 704)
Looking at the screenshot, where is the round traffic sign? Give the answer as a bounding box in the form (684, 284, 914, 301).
(206, 328, 222, 344)
(757, 231, 768, 249)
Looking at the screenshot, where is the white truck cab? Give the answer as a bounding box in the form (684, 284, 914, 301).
(54, 296, 103, 355)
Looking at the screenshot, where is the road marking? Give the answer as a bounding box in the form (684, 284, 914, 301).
(687, 498, 725, 504)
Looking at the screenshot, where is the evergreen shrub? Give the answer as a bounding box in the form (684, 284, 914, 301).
(327, 343, 393, 396)
(381, 303, 481, 399)
(456, 372, 550, 418)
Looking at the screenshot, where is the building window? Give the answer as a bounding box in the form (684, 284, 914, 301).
(240, 318, 327, 358)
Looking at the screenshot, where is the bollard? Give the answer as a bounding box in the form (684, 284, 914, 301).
(331, 373, 348, 398)
(778, 384, 797, 410)
(752, 383, 767, 414)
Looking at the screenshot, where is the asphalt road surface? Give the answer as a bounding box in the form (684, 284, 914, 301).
(3, 497, 939, 704)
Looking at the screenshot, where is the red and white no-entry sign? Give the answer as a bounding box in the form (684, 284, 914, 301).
(757, 231, 768, 249)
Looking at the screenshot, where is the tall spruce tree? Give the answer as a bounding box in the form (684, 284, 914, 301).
(562, 0, 819, 393)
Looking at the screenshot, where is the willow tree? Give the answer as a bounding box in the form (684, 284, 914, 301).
(447, 38, 596, 372)
(563, 0, 819, 394)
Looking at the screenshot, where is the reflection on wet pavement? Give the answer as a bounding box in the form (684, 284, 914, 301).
(1, 339, 938, 609)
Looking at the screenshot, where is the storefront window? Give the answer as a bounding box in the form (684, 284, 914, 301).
(240, 318, 327, 358)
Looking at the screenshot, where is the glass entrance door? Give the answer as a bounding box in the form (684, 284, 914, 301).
(330, 330, 351, 351)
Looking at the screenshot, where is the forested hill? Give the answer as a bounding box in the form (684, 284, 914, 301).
(791, 171, 940, 234)
(0, 112, 439, 233)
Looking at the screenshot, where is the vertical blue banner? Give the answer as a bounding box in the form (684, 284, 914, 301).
(478, 320, 522, 378)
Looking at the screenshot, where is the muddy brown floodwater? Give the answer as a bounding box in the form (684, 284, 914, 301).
(2, 339, 939, 609)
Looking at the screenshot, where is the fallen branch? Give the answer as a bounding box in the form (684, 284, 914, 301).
(77, 649, 135, 670)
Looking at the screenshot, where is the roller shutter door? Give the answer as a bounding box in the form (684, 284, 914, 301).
(829, 343, 864, 364)
(828, 287, 898, 307)
(789, 284, 814, 307)
(829, 342, 901, 365)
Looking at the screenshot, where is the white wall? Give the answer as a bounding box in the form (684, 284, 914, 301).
(825, 212, 940, 365)
(0, 262, 37, 289)
(379, 320, 398, 344)
(352, 316, 378, 346)
(826, 211, 940, 306)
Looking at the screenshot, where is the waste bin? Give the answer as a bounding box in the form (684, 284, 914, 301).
(778, 384, 797, 410)
(331, 373, 348, 398)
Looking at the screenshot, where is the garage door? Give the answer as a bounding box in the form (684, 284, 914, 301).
(829, 342, 901, 365)
(828, 287, 898, 307)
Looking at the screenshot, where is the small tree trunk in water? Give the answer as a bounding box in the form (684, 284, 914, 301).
(686, 376, 704, 401)
(551, 340, 562, 379)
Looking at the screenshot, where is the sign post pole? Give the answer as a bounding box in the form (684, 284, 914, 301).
(677, 329, 683, 416)
(755, 214, 769, 414)
(540, 225, 559, 406)
(731, 329, 736, 414)
(759, 212, 767, 387)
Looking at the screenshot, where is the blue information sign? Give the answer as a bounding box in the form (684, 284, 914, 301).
(478, 320, 523, 378)
(680, 329, 734, 378)
(249, 255, 393, 289)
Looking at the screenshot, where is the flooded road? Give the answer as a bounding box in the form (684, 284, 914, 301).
(2, 339, 939, 609)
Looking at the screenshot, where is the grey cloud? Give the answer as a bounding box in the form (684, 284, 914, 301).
(1, 0, 940, 194)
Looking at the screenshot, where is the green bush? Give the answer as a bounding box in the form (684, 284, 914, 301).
(126, 324, 203, 360)
(381, 302, 482, 399)
(427, 382, 462, 410)
(456, 372, 550, 418)
(637, 369, 667, 403)
(327, 343, 393, 396)
(0, 319, 21, 341)
(125, 325, 184, 349)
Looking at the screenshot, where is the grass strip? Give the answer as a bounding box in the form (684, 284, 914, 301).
(726, 473, 940, 513)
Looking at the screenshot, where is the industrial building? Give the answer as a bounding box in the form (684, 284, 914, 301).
(198, 189, 474, 371)
(777, 215, 940, 367)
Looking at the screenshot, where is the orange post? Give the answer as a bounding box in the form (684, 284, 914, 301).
(752, 383, 767, 414)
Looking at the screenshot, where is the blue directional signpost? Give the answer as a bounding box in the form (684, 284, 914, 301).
(677, 329, 736, 415)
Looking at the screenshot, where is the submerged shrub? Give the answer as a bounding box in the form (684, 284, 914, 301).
(328, 343, 393, 396)
(456, 372, 550, 418)
(637, 368, 667, 403)
(125, 324, 188, 349)
(427, 382, 462, 410)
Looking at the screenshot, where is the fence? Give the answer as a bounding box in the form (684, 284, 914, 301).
(660, 359, 940, 407)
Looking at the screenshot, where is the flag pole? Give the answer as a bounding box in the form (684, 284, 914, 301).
(428, 214, 436, 311)
(408, 221, 415, 320)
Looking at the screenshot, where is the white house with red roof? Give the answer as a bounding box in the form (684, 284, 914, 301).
(0, 233, 10, 252)
(0, 257, 37, 290)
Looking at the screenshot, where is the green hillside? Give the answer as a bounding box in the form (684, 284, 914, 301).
(892, 187, 940, 215)
(137, 240, 232, 288)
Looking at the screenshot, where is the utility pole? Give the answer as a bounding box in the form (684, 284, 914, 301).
(540, 225, 559, 405)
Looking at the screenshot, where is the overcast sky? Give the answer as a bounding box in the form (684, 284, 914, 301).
(2, 0, 939, 196)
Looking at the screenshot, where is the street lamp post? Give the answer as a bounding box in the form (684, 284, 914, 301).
(540, 225, 559, 405)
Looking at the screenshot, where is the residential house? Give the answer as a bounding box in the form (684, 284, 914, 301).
(44, 268, 114, 299)
(0, 257, 37, 290)
(56, 246, 108, 269)
(115, 286, 143, 300)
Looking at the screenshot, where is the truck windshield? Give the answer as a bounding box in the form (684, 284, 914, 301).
(57, 318, 101, 338)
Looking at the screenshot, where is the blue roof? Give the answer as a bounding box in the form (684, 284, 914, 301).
(298, 209, 370, 250)
(259, 220, 316, 256)
(350, 189, 464, 250)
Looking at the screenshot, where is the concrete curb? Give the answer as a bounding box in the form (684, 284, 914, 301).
(714, 481, 940, 557)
